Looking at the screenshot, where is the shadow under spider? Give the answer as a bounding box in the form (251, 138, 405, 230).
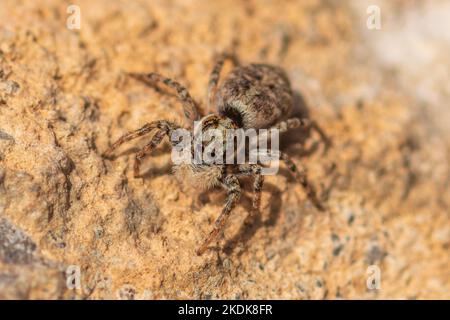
(281, 90, 331, 156)
(222, 181, 282, 257)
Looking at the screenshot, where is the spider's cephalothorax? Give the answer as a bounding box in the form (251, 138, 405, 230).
(104, 53, 329, 255)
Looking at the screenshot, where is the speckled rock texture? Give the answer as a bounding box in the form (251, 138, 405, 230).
(0, 0, 449, 299)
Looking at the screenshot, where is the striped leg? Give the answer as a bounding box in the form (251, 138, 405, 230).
(238, 164, 264, 216)
(128, 72, 200, 128)
(271, 118, 331, 150)
(104, 120, 175, 158)
(206, 52, 239, 113)
(197, 175, 241, 255)
(133, 128, 169, 178)
(272, 117, 302, 133)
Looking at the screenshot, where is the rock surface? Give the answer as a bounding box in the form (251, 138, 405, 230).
(0, 0, 449, 299)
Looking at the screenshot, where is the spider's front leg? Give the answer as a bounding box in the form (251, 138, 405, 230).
(196, 175, 241, 255)
(133, 120, 181, 177)
(128, 72, 200, 129)
(104, 120, 180, 178)
(133, 128, 168, 178)
(104, 120, 171, 158)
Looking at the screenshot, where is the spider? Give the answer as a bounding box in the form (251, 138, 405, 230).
(104, 53, 329, 255)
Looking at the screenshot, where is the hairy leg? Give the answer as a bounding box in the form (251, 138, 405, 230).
(270, 117, 331, 150)
(237, 164, 264, 216)
(256, 118, 303, 143)
(104, 120, 177, 158)
(128, 72, 200, 128)
(197, 175, 241, 255)
(133, 128, 169, 178)
(206, 52, 239, 114)
(271, 117, 304, 133)
(279, 152, 325, 211)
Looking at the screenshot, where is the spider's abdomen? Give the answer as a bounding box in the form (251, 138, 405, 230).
(216, 64, 293, 129)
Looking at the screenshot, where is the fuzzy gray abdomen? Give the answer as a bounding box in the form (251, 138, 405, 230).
(216, 64, 293, 129)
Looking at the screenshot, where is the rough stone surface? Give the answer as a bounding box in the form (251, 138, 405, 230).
(0, 0, 449, 299)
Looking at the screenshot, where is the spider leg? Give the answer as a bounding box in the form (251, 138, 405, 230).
(104, 120, 174, 158)
(128, 72, 200, 128)
(207, 52, 239, 114)
(237, 164, 264, 216)
(251, 168, 264, 216)
(279, 152, 325, 211)
(197, 175, 241, 255)
(271, 117, 331, 150)
(271, 117, 303, 133)
(133, 128, 168, 178)
(256, 118, 303, 144)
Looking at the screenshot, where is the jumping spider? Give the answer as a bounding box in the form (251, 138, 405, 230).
(104, 53, 329, 255)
